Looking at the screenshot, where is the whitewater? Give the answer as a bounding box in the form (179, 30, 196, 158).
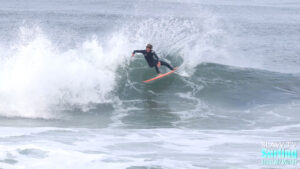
(0, 0, 300, 168)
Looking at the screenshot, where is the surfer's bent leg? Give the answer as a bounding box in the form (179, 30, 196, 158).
(154, 65, 160, 74)
(160, 60, 174, 70)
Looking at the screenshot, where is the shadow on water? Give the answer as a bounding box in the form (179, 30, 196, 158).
(121, 85, 180, 129)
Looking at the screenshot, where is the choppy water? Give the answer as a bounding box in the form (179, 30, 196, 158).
(0, 0, 300, 168)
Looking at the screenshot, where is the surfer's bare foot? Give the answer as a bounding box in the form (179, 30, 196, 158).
(157, 73, 161, 76)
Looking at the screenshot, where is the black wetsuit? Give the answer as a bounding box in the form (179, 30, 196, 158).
(133, 50, 174, 74)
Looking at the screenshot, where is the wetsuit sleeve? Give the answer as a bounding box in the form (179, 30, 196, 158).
(133, 50, 145, 54)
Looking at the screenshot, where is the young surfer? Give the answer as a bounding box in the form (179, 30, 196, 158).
(132, 44, 174, 75)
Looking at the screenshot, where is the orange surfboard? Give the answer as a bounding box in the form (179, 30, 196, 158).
(143, 67, 178, 83)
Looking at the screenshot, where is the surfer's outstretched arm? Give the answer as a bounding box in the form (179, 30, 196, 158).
(132, 50, 145, 56)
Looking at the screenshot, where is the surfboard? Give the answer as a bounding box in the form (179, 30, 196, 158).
(143, 67, 178, 83)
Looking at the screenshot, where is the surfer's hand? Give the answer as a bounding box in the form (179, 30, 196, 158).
(131, 53, 134, 57)
(157, 61, 161, 68)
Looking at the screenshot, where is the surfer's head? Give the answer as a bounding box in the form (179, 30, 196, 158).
(146, 44, 152, 52)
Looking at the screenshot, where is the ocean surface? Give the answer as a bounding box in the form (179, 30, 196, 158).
(0, 0, 300, 168)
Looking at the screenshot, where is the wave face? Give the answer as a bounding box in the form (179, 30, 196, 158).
(0, 1, 300, 168)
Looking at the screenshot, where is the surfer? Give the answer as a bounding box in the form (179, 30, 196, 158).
(132, 44, 174, 75)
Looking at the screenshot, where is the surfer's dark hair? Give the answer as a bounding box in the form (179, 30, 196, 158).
(146, 44, 153, 49)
